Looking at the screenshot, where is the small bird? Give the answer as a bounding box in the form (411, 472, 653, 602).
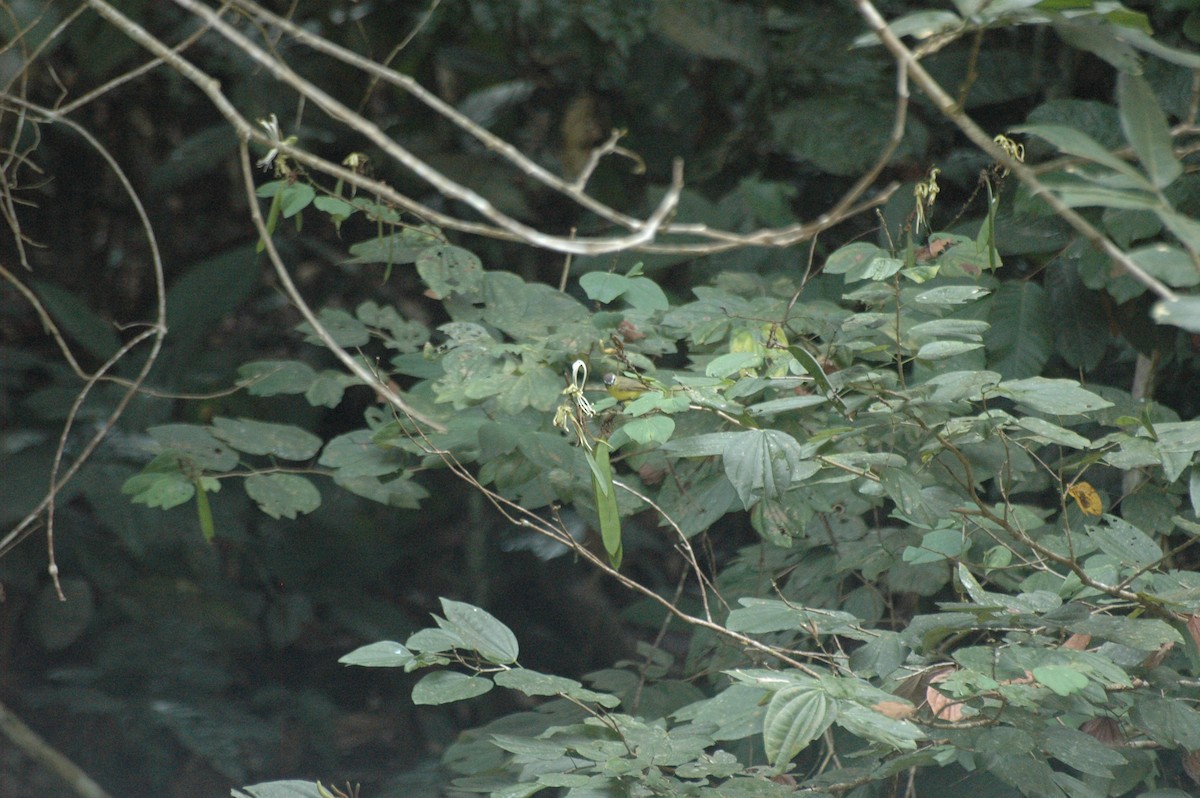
(603, 372, 654, 402)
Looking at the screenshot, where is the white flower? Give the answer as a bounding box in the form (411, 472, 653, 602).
(256, 114, 282, 171)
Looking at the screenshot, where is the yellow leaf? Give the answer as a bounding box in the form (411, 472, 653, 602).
(1067, 481, 1103, 516)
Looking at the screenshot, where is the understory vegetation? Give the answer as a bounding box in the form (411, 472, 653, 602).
(5, 2, 1200, 798)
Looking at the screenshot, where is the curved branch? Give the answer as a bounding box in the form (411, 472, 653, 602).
(852, 0, 1178, 303)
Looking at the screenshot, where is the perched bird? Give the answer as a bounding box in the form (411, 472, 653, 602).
(603, 372, 653, 402)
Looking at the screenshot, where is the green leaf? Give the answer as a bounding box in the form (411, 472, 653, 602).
(30, 279, 121, 362)
(194, 476, 215, 541)
(706, 352, 762, 378)
(721, 429, 817, 510)
(653, 0, 766, 74)
(338, 641, 414, 668)
(579, 270, 668, 312)
(244, 473, 321, 520)
(621, 416, 675, 445)
(211, 418, 322, 460)
(492, 668, 580, 696)
(411, 671, 493, 705)
(279, 182, 315, 218)
(1131, 696, 1200, 749)
(417, 245, 484, 299)
(438, 598, 520, 665)
(913, 285, 991, 305)
(1152, 295, 1200, 333)
(1065, 615, 1181, 651)
(1032, 665, 1089, 697)
(347, 227, 441, 265)
(774, 96, 926, 176)
(1013, 123, 1153, 189)
(1016, 417, 1092, 449)
(996, 377, 1114, 415)
(148, 424, 239, 471)
(161, 246, 261, 367)
(835, 702, 922, 750)
(903, 528, 965, 564)
(590, 441, 623, 568)
(916, 341, 984, 360)
(122, 453, 196, 510)
(295, 308, 369, 348)
(238, 360, 317, 396)
(824, 242, 889, 275)
(762, 687, 837, 771)
(1085, 516, 1161, 568)
(1040, 727, 1127, 778)
(1117, 72, 1181, 189)
(1129, 245, 1200, 288)
(985, 281, 1051, 378)
(1047, 258, 1109, 371)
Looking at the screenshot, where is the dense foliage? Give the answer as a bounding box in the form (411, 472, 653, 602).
(6, 2, 1200, 798)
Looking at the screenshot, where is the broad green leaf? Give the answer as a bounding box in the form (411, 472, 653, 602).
(416, 245, 485, 300)
(1156, 208, 1200, 253)
(411, 671, 493, 705)
(320, 429, 403, 477)
(845, 255, 903, 283)
(1152, 295, 1200, 333)
(122, 453, 196, 510)
(279, 182, 315, 218)
(879, 467, 926, 517)
(295, 308, 369, 347)
(1013, 123, 1153, 189)
(30, 279, 121, 362)
(913, 285, 991, 305)
(193, 476, 215, 541)
(1046, 258, 1108, 371)
(834, 702, 922, 750)
(161, 246, 260, 366)
(438, 598, 520, 665)
(985, 281, 1051, 378)
(1117, 72, 1181, 189)
(654, 0, 767, 74)
(996, 377, 1113, 415)
(1016, 417, 1092, 449)
(339, 641, 414, 668)
(726, 599, 865, 638)
(622, 416, 675, 445)
(1032, 665, 1089, 697)
(916, 341, 984, 360)
(212, 418, 322, 460)
(148, 424, 239, 471)
(902, 528, 965, 564)
(1085, 516, 1161, 568)
(673, 684, 769, 742)
(662, 432, 742, 457)
(590, 440, 622, 568)
(579, 271, 668, 312)
(1040, 180, 1159, 209)
(823, 242, 889, 275)
(706, 351, 762, 378)
(774, 96, 927, 176)
(238, 360, 317, 396)
(347, 228, 441, 265)
(1129, 245, 1200, 288)
(244, 473, 321, 520)
(721, 429, 817, 509)
(1065, 615, 1180, 651)
(853, 10, 960, 45)
(1131, 696, 1200, 750)
(1040, 727, 1127, 778)
(747, 394, 827, 417)
(762, 687, 836, 771)
(492, 668, 580, 696)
